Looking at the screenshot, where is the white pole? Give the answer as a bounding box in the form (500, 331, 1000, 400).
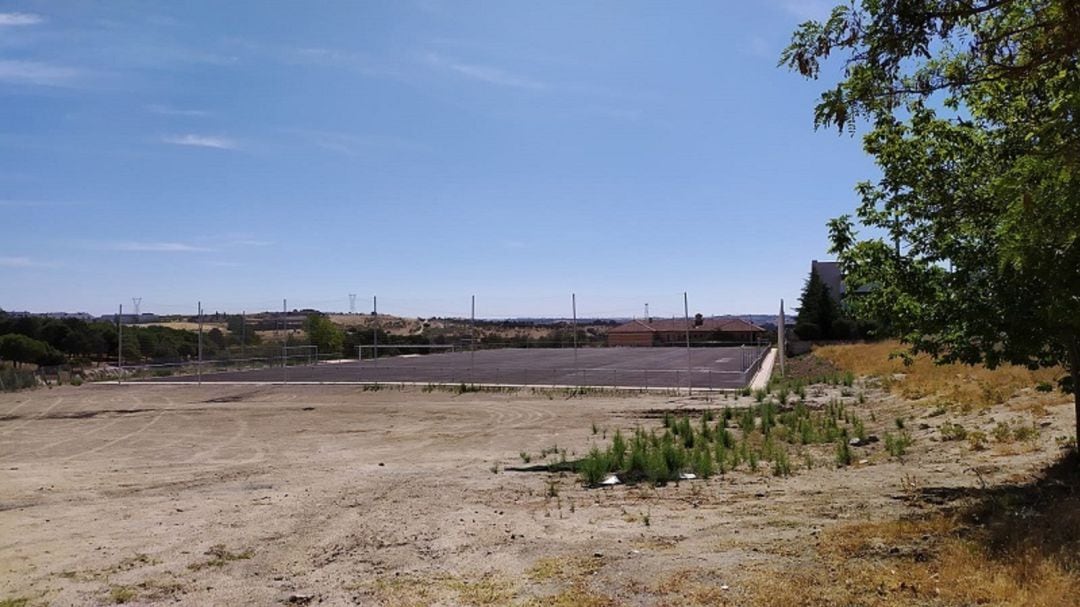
(282, 298, 288, 383)
(117, 304, 123, 385)
(778, 299, 786, 377)
(197, 301, 203, 385)
(684, 292, 692, 395)
(572, 293, 578, 369)
(373, 295, 378, 365)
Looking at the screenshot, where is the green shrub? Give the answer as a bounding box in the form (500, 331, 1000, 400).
(884, 431, 913, 458)
(1012, 423, 1038, 442)
(644, 448, 671, 485)
(610, 430, 627, 469)
(771, 449, 791, 476)
(968, 430, 988, 451)
(578, 447, 611, 486)
(692, 445, 714, 479)
(939, 422, 968, 441)
(836, 439, 853, 467)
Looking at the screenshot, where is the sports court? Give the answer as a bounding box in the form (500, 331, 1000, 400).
(139, 346, 769, 390)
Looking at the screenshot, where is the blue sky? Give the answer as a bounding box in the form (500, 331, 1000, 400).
(1, 0, 872, 319)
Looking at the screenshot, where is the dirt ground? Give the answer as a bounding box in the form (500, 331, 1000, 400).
(0, 381, 1074, 606)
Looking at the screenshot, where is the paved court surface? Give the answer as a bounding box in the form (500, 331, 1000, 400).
(139, 346, 768, 389)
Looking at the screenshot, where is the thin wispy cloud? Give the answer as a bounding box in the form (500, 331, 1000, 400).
(424, 52, 546, 90)
(285, 128, 428, 156)
(0, 60, 82, 87)
(289, 47, 386, 77)
(104, 241, 214, 252)
(230, 239, 273, 247)
(0, 12, 43, 26)
(0, 256, 58, 268)
(161, 134, 238, 150)
(147, 104, 209, 117)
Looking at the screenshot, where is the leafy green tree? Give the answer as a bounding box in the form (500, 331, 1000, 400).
(305, 314, 343, 357)
(0, 334, 64, 367)
(784, 0, 1080, 439)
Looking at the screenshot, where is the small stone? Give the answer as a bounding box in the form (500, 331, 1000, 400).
(287, 593, 313, 604)
(378, 463, 385, 467)
(592, 551, 603, 558)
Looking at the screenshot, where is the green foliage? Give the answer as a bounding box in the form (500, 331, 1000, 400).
(795, 267, 838, 339)
(772, 449, 791, 477)
(835, 439, 853, 467)
(305, 314, 343, 357)
(0, 334, 64, 366)
(610, 430, 627, 470)
(939, 422, 968, 442)
(884, 431, 913, 458)
(578, 447, 612, 486)
(784, 0, 1080, 438)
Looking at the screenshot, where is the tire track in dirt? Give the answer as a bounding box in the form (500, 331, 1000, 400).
(60, 410, 165, 462)
(0, 396, 65, 437)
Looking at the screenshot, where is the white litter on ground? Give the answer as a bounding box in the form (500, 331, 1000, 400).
(600, 474, 621, 485)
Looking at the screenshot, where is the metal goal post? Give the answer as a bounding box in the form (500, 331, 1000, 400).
(283, 345, 319, 366)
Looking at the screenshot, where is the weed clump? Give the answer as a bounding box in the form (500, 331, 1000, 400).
(575, 397, 870, 486)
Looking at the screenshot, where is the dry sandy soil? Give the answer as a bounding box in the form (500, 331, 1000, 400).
(0, 381, 1074, 606)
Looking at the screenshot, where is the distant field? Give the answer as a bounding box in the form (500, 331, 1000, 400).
(143, 321, 228, 332)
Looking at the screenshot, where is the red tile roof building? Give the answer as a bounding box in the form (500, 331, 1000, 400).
(607, 317, 766, 347)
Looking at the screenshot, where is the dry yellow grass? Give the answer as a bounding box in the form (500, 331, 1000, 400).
(143, 321, 227, 332)
(368, 573, 518, 607)
(527, 555, 604, 583)
(742, 452, 1080, 607)
(813, 341, 1064, 409)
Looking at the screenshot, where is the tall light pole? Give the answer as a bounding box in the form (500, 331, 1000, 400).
(117, 304, 123, 385)
(197, 301, 203, 385)
(684, 292, 692, 395)
(778, 299, 786, 377)
(572, 293, 578, 369)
